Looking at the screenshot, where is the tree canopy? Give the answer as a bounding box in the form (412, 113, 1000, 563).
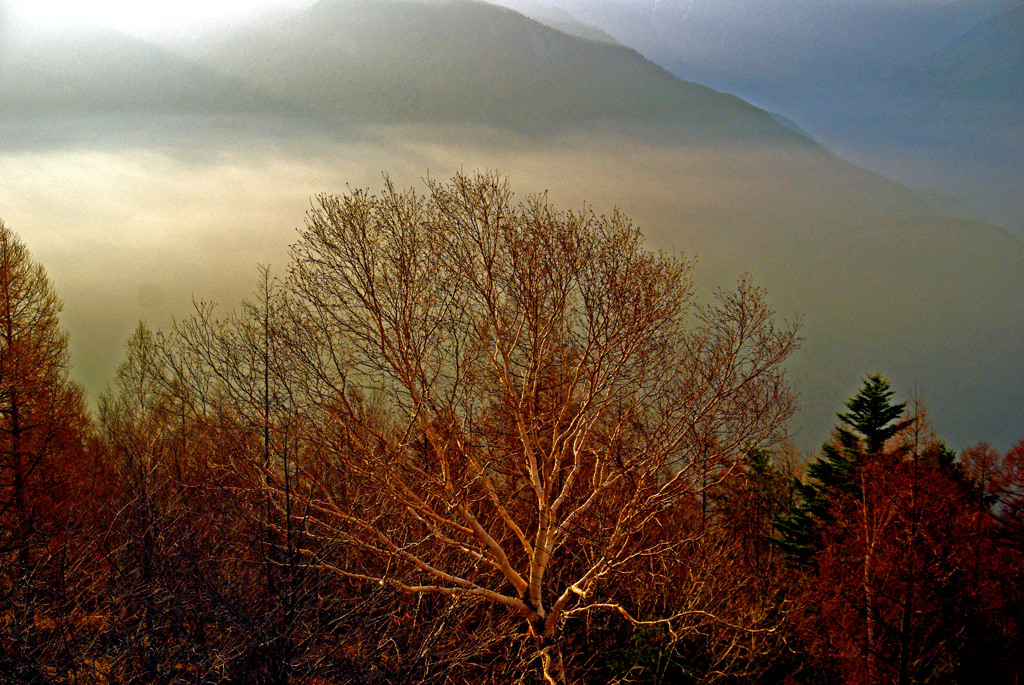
(774, 374, 911, 566)
(1, 180, 1023, 682)
(279, 171, 801, 680)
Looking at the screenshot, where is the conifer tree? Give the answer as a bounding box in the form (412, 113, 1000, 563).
(0, 219, 89, 676)
(774, 374, 910, 565)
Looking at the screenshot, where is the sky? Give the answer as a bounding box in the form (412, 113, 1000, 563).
(3, 0, 309, 36)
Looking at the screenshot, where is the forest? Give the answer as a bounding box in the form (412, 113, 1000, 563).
(1, 171, 1022, 684)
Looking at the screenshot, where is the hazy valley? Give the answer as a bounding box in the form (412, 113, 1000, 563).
(1, 0, 1022, 453)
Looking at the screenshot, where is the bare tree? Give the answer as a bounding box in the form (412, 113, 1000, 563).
(168, 268, 318, 683)
(93, 260, 511, 681)
(276, 170, 799, 682)
(98, 322, 214, 680)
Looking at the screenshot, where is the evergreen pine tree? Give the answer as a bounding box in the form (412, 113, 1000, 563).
(773, 374, 911, 565)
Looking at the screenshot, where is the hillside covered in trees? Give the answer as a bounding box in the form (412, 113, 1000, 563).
(1, 173, 1022, 683)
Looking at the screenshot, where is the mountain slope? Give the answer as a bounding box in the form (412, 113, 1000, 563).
(502, 0, 1024, 239)
(198, 0, 801, 136)
(487, 0, 618, 44)
(0, 26, 294, 116)
(500, 0, 1021, 104)
(894, 3, 1023, 103)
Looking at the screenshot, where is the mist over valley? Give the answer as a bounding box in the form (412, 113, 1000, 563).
(0, 0, 1021, 451)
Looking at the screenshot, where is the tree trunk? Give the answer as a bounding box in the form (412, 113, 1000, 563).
(539, 641, 567, 685)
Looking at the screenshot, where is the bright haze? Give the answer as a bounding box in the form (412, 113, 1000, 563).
(2, 0, 310, 35)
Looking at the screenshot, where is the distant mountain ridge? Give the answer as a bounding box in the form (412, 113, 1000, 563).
(893, 3, 1024, 104)
(501, 0, 1022, 103)
(0, 26, 295, 116)
(0, 0, 816, 142)
(485, 0, 619, 44)
(498, 0, 1024, 239)
(196, 0, 804, 136)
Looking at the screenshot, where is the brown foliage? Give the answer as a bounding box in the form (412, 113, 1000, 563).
(0, 219, 97, 679)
